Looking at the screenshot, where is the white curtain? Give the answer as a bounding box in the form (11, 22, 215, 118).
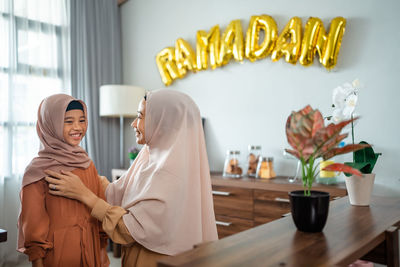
(0, 0, 70, 265)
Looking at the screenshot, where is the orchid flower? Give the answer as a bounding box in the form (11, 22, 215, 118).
(330, 79, 362, 163)
(331, 79, 360, 123)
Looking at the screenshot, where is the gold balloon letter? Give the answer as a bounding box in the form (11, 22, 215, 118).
(196, 25, 221, 70)
(299, 17, 324, 66)
(271, 17, 302, 64)
(245, 15, 278, 62)
(300, 17, 346, 69)
(219, 20, 244, 66)
(175, 38, 197, 77)
(318, 17, 346, 69)
(156, 47, 181, 86)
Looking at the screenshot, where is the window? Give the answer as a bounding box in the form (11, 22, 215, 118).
(0, 0, 70, 178)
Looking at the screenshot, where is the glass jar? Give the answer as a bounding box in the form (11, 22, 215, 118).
(247, 145, 261, 177)
(223, 150, 242, 178)
(256, 157, 276, 179)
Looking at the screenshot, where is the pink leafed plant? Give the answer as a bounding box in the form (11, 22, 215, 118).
(285, 105, 369, 196)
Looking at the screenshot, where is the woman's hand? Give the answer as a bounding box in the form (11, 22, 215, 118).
(44, 170, 98, 209)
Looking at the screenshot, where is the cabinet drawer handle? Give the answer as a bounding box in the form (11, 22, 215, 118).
(275, 197, 290, 203)
(212, 190, 231, 196)
(216, 221, 232, 227)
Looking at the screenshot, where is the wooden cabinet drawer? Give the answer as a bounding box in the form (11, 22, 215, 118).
(254, 190, 291, 226)
(210, 175, 347, 235)
(215, 215, 254, 239)
(212, 185, 253, 220)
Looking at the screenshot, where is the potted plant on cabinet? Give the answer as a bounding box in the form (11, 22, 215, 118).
(328, 79, 381, 206)
(343, 142, 381, 206)
(285, 105, 369, 232)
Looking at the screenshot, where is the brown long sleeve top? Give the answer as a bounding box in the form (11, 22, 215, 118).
(19, 162, 109, 267)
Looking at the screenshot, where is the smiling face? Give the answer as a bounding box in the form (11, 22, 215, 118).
(131, 98, 146, 145)
(63, 109, 87, 146)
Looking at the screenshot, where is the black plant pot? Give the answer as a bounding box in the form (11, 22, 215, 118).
(288, 190, 330, 233)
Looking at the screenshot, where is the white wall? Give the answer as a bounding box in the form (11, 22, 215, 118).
(120, 0, 400, 195)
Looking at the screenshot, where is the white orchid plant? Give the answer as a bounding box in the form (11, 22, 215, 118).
(330, 79, 360, 150)
(327, 79, 381, 175)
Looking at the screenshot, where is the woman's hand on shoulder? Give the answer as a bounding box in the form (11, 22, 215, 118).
(44, 170, 98, 209)
(44, 169, 87, 201)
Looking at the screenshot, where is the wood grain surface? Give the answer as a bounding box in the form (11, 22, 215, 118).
(158, 196, 400, 267)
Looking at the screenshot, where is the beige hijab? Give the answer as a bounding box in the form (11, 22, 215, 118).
(18, 93, 91, 251)
(106, 89, 218, 255)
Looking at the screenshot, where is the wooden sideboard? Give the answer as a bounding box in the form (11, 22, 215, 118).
(211, 172, 347, 238)
(111, 169, 347, 240)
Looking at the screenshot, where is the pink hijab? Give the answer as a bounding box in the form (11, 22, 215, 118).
(21, 94, 91, 188)
(106, 89, 218, 255)
(18, 94, 91, 252)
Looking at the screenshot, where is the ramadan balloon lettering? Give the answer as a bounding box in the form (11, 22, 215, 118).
(156, 15, 346, 86)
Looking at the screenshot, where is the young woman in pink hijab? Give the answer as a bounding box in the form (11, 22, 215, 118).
(45, 89, 218, 266)
(18, 94, 109, 267)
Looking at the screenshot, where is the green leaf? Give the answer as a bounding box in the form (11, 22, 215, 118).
(351, 141, 381, 174)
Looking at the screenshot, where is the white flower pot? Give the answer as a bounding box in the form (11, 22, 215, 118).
(344, 173, 375, 206)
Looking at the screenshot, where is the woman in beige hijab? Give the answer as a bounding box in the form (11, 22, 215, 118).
(45, 89, 218, 266)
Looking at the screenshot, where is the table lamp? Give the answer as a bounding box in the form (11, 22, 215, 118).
(99, 84, 145, 168)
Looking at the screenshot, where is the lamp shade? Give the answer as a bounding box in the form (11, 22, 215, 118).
(99, 85, 145, 118)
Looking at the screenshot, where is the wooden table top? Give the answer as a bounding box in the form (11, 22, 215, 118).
(158, 196, 400, 267)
